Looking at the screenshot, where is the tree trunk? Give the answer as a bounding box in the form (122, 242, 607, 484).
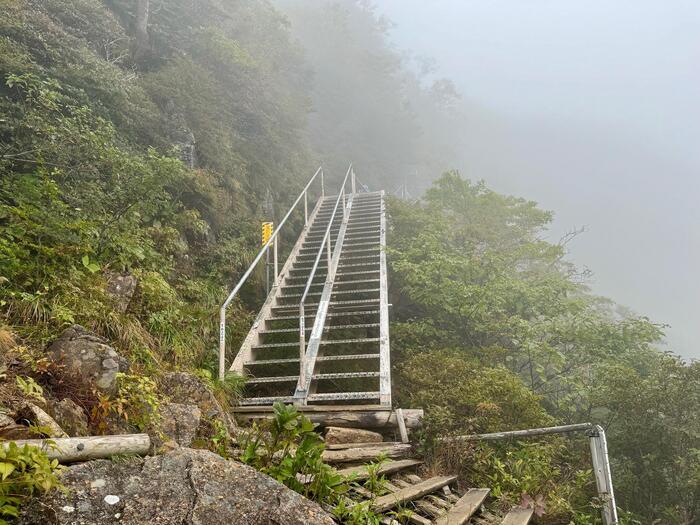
(133, 0, 150, 61)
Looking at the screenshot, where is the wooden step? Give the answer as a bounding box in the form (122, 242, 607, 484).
(500, 506, 534, 525)
(434, 488, 490, 525)
(322, 443, 412, 464)
(336, 459, 423, 480)
(372, 476, 457, 512)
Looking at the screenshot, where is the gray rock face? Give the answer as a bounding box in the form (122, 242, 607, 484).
(159, 372, 236, 434)
(48, 398, 89, 437)
(48, 325, 129, 393)
(159, 403, 201, 447)
(19, 448, 335, 525)
(104, 272, 138, 313)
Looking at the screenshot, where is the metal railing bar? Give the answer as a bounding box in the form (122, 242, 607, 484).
(218, 166, 323, 380)
(298, 165, 353, 388)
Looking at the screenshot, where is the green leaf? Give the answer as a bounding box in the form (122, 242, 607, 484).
(0, 463, 14, 480)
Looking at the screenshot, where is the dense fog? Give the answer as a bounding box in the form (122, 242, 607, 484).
(276, 0, 699, 359)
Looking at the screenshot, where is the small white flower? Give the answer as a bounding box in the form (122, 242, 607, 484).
(61, 506, 75, 513)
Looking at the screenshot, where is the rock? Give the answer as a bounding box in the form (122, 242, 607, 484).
(104, 272, 138, 313)
(325, 426, 383, 445)
(48, 325, 129, 394)
(19, 447, 335, 525)
(159, 403, 201, 447)
(48, 399, 89, 437)
(159, 372, 236, 434)
(20, 403, 68, 438)
(0, 412, 31, 440)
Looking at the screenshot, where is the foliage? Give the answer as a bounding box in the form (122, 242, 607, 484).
(388, 172, 697, 524)
(92, 373, 161, 433)
(239, 402, 349, 506)
(0, 442, 63, 523)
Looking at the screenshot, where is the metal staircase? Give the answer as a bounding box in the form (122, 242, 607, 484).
(219, 166, 391, 408)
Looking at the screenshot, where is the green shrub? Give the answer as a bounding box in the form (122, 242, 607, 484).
(0, 442, 63, 523)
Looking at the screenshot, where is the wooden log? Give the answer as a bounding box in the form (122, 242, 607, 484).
(236, 407, 423, 429)
(326, 441, 397, 450)
(434, 488, 490, 525)
(396, 408, 409, 443)
(501, 506, 534, 525)
(2, 434, 151, 463)
(337, 459, 423, 480)
(323, 443, 412, 464)
(372, 475, 457, 512)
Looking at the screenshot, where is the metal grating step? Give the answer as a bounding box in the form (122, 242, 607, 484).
(307, 392, 380, 402)
(278, 288, 380, 300)
(260, 323, 379, 334)
(313, 371, 380, 380)
(246, 375, 298, 384)
(253, 337, 379, 349)
(282, 278, 379, 290)
(239, 396, 294, 406)
(267, 310, 379, 321)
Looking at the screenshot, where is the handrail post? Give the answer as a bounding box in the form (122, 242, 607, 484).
(304, 191, 308, 226)
(218, 307, 226, 381)
(326, 229, 332, 275)
(342, 186, 346, 218)
(273, 236, 279, 283)
(351, 168, 356, 194)
(299, 304, 306, 387)
(321, 169, 325, 197)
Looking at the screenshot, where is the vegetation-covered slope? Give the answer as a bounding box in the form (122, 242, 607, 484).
(0, 1, 697, 524)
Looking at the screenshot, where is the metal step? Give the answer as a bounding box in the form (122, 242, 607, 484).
(278, 288, 380, 299)
(260, 323, 379, 334)
(313, 371, 380, 380)
(272, 298, 379, 311)
(246, 375, 298, 384)
(253, 337, 379, 349)
(282, 278, 379, 290)
(239, 396, 295, 406)
(267, 310, 379, 321)
(244, 353, 380, 367)
(306, 392, 380, 402)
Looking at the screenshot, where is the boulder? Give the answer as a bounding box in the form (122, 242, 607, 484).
(48, 325, 129, 394)
(104, 272, 138, 313)
(159, 372, 236, 434)
(19, 448, 335, 525)
(159, 403, 201, 447)
(48, 398, 89, 437)
(20, 403, 68, 438)
(325, 426, 383, 445)
(0, 412, 31, 440)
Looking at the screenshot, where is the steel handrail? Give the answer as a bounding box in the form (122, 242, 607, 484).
(298, 165, 354, 387)
(218, 166, 324, 380)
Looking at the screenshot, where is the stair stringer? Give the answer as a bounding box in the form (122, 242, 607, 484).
(293, 194, 355, 402)
(229, 195, 326, 374)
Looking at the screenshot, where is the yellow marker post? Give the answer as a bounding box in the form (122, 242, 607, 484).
(261, 222, 274, 246)
(262, 222, 274, 295)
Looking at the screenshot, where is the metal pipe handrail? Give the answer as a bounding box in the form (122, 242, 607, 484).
(439, 423, 618, 525)
(218, 166, 324, 380)
(298, 165, 355, 388)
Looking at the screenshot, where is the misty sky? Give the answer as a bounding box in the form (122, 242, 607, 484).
(376, 0, 699, 358)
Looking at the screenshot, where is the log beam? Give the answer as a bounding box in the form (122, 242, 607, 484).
(2, 434, 151, 463)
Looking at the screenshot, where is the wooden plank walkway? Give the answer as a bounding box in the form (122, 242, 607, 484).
(434, 488, 490, 525)
(372, 475, 457, 512)
(336, 459, 423, 480)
